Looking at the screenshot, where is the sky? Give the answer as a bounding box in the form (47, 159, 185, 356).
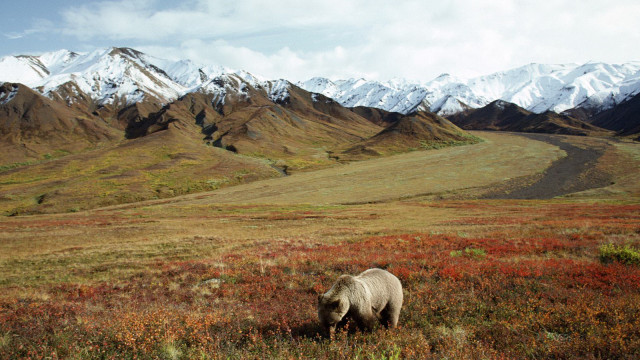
(2, 0, 640, 82)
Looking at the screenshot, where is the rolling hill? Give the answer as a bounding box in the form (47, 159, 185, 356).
(1, 46, 637, 215)
(448, 100, 612, 136)
(343, 111, 477, 159)
(0, 83, 121, 164)
(0, 49, 482, 214)
(590, 93, 640, 139)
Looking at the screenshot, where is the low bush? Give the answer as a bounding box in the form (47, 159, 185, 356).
(600, 243, 640, 265)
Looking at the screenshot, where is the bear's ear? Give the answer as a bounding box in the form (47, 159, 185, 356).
(330, 300, 341, 309)
(317, 294, 323, 303)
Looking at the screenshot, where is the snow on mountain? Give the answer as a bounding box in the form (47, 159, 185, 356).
(0, 55, 50, 85)
(302, 77, 341, 98)
(37, 50, 80, 74)
(37, 48, 191, 105)
(0, 84, 19, 105)
(493, 62, 640, 113)
(0, 47, 231, 106)
(300, 62, 640, 115)
(299, 77, 431, 114)
(430, 95, 470, 116)
(142, 56, 227, 90)
(265, 79, 291, 103)
(197, 73, 252, 108)
(1, 47, 639, 116)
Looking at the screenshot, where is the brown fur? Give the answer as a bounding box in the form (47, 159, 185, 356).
(317, 268, 403, 336)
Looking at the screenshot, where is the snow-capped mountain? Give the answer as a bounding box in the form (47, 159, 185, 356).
(1, 47, 639, 117)
(300, 62, 640, 115)
(0, 47, 190, 105)
(142, 57, 227, 90)
(0, 47, 293, 109)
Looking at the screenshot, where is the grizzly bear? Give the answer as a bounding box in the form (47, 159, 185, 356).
(317, 268, 403, 336)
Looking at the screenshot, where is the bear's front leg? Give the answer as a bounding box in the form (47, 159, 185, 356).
(354, 307, 379, 331)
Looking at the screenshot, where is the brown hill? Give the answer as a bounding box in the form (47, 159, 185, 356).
(0, 83, 121, 165)
(127, 77, 385, 171)
(342, 111, 478, 159)
(0, 127, 280, 215)
(349, 106, 404, 127)
(591, 93, 640, 139)
(448, 100, 611, 136)
(448, 100, 530, 130)
(518, 111, 611, 136)
(0, 78, 484, 213)
(126, 78, 482, 169)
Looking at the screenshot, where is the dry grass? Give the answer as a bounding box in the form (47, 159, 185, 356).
(0, 129, 280, 215)
(0, 202, 459, 291)
(1, 199, 639, 359)
(1, 132, 640, 358)
(142, 131, 563, 206)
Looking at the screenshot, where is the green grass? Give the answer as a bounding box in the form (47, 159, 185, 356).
(0, 150, 73, 172)
(0, 131, 280, 215)
(0, 161, 36, 172)
(450, 247, 487, 258)
(176, 132, 564, 206)
(600, 243, 640, 265)
(420, 133, 484, 150)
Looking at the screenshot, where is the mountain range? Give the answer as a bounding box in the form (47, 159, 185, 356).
(447, 100, 612, 136)
(0, 47, 480, 169)
(0, 46, 638, 166)
(2, 47, 639, 118)
(1, 46, 639, 214)
(300, 62, 640, 116)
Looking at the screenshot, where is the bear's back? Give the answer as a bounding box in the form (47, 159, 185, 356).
(357, 269, 402, 297)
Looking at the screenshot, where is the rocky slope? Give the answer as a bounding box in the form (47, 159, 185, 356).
(590, 93, 640, 138)
(448, 100, 612, 136)
(0, 83, 121, 164)
(0, 47, 478, 172)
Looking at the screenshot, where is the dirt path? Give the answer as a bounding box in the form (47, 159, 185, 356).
(483, 133, 612, 199)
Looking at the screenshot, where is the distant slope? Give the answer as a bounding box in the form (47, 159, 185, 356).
(342, 111, 478, 159)
(126, 76, 387, 170)
(349, 106, 405, 127)
(122, 75, 482, 169)
(0, 127, 281, 215)
(159, 132, 565, 206)
(447, 100, 530, 130)
(0, 83, 121, 164)
(591, 93, 640, 138)
(300, 62, 640, 116)
(448, 100, 611, 136)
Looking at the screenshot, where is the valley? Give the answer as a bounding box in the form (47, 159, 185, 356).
(1, 129, 639, 358)
(1, 47, 640, 359)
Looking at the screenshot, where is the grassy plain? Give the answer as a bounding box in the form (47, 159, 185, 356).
(1, 132, 639, 359)
(0, 129, 280, 216)
(106, 131, 566, 207)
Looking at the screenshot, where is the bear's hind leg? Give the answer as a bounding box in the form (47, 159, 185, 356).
(383, 302, 401, 328)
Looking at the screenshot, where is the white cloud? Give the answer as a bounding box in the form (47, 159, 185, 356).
(4, 20, 54, 41)
(55, 0, 640, 81)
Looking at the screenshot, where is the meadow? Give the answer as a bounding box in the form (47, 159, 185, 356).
(1, 132, 640, 359)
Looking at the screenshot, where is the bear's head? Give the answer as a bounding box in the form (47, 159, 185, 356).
(317, 294, 348, 336)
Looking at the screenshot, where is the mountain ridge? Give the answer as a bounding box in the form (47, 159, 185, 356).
(300, 61, 640, 117)
(447, 99, 613, 137)
(2, 47, 639, 119)
(0, 48, 477, 171)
